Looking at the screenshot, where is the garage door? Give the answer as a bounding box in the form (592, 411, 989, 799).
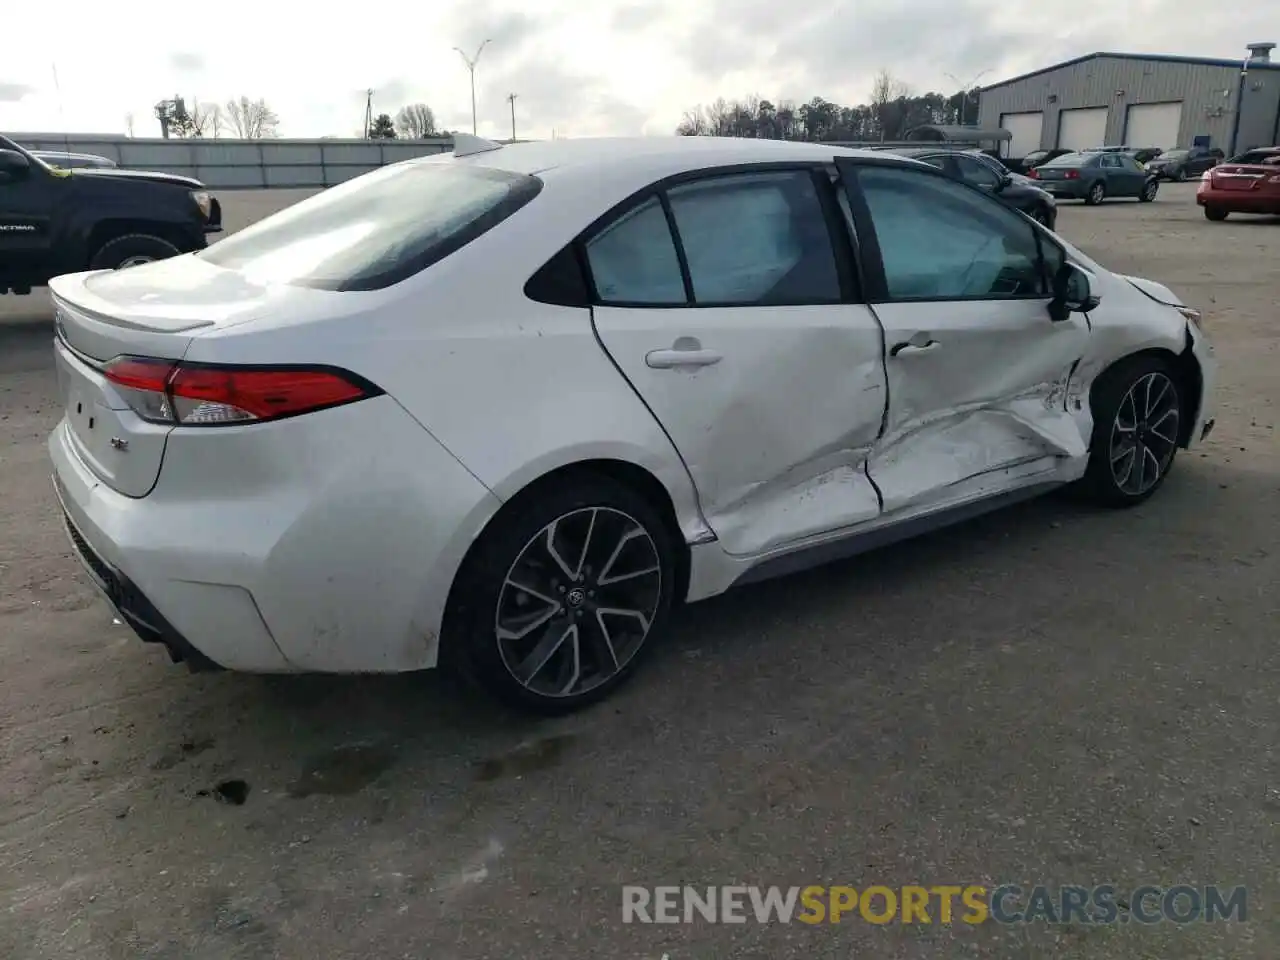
(1125, 102, 1182, 151)
(1000, 112, 1044, 158)
(1057, 107, 1109, 151)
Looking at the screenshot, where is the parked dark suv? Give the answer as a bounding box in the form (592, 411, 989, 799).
(1146, 146, 1224, 181)
(884, 147, 1058, 229)
(0, 134, 221, 295)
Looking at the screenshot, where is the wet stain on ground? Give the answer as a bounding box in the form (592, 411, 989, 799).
(287, 743, 396, 798)
(150, 737, 216, 771)
(473, 734, 576, 782)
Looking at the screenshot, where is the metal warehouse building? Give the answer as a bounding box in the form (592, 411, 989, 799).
(977, 42, 1280, 160)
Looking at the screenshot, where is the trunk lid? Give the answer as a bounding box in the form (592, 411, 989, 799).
(48, 257, 291, 498)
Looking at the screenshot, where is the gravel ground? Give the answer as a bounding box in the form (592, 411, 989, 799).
(1, 183, 1277, 960)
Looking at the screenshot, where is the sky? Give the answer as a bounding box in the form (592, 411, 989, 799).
(2, 0, 1278, 140)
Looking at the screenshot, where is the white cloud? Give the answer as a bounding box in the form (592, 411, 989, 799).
(0, 0, 1274, 138)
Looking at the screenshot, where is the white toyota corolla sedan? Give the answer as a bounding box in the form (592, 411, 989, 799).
(48, 134, 1215, 713)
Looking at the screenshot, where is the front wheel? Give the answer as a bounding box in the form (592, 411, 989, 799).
(89, 233, 181, 271)
(1139, 179, 1158, 202)
(1084, 181, 1107, 205)
(1077, 356, 1183, 508)
(1175, 168, 1188, 182)
(1030, 206, 1054, 228)
(1204, 206, 1228, 222)
(444, 472, 677, 714)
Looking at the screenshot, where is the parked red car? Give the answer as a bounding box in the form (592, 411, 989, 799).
(1196, 147, 1280, 221)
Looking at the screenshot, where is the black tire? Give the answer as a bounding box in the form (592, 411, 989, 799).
(89, 233, 181, 271)
(1204, 206, 1228, 222)
(1139, 179, 1158, 202)
(443, 471, 678, 715)
(1084, 180, 1106, 205)
(1031, 206, 1054, 228)
(1175, 167, 1188, 182)
(1076, 355, 1183, 508)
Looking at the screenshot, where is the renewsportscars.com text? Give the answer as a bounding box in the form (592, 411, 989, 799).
(621, 884, 1248, 925)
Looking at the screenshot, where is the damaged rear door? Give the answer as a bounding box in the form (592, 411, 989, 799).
(587, 166, 887, 557)
(836, 158, 1091, 515)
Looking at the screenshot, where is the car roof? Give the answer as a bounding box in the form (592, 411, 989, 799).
(429, 136, 891, 179)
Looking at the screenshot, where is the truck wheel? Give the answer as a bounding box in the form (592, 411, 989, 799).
(90, 234, 181, 271)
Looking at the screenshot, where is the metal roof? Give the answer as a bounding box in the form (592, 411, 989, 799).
(980, 51, 1280, 92)
(904, 124, 1012, 141)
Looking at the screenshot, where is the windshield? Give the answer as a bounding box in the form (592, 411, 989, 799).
(1042, 153, 1086, 167)
(1156, 150, 1188, 160)
(198, 160, 542, 291)
(0, 134, 54, 173)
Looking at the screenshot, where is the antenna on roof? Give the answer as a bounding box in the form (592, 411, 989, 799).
(452, 132, 504, 157)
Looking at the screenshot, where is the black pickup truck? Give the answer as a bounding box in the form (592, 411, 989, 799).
(0, 134, 221, 295)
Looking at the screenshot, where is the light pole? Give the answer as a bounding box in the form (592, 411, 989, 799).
(945, 70, 989, 125)
(507, 92, 518, 141)
(454, 39, 492, 135)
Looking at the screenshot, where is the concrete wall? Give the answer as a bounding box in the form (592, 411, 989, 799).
(9, 135, 454, 188)
(978, 56, 1280, 155)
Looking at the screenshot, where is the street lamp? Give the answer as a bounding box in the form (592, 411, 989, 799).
(454, 39, 492, 136)
(945, 70, 990, 125)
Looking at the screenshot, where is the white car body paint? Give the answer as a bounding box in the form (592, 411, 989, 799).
(45, 137, 1215, 675)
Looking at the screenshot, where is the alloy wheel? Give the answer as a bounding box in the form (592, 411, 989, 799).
(1089, 183, 1105, 204)
(494, 506, 662, 699)
(1109, 372, 1180, 497)
(117, 255, 156, 269)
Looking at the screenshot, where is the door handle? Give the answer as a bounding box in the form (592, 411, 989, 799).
(889, 333, 939, 357)
(646, 337, 723, 369)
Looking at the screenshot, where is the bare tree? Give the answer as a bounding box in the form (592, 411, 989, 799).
(224, 97, 280, 138)
(870, 69, 912, 140)
(676, 107, 708, 136)
(395, 103, 437, 139)
(187, 101, 225, 138)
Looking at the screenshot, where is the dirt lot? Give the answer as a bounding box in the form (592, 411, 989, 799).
(1, 184, 1277, 959)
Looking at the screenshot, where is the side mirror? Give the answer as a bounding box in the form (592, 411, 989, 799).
(997, 173, 1012, 191)
(1048, 263, 1100, 322)
(0, 149, 31, 182)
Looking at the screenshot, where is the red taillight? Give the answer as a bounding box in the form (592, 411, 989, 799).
(1064, 170, 1080, 180)
(103, 357, 380, 426)
(1026, 168, 1039, 179)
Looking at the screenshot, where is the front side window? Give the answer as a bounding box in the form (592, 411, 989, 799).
(197, 160, 542, 291)
(855, 164, 1049, 301)
(666, 171, 842, 305)
(584, 195, 687, 305)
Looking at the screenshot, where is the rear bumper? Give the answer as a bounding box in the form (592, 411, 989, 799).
(54, 479, 223, 672)
(1195, 186, 1280, 213)
(1036, 180, 1089, 199)
(47, 395, 502, 674)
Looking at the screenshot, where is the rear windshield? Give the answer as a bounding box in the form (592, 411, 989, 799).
(198, 160, 543, 291)
(1156, 150, 1188, 160)
(1041, 153, 1086, 167)
(1229, 150, 1280, 165)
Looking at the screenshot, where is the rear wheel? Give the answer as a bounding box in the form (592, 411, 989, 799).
(89, 233, 181, 271)
(444, 472, 677, 715)
(1077, 355, 1182, 508)
(1139, 179, 1158, 202)
(1204, 206, 1229, 222)
(1085, 181, 1106, 205)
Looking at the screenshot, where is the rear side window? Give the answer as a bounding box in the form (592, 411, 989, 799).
(666, 171, 841, 305)
(197, 161, 542, 291)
